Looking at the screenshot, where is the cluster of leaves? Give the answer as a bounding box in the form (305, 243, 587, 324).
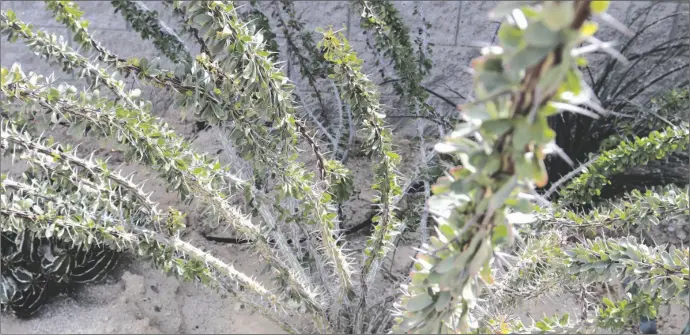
(0, 24, 313, 329)
(559, 123, 689, 205)
(472, 184, 689, 333)
(566, 237, 688, 301)
(391, 1, 610, 332)
(39, 1, 351, 318)
(597, 292, 662, 331)
(545, 3, 689, 190)
(479, 313, 589, 334)
(467, 183, 689, 333)
(0, 0, 430, 331)
(318, 28, 404, 333)
(0, 85, 310, 329)
(0, 117, 234, 312)
(548, 184, 690, 242)
(242, 1, 280, 60)
(271, 0, 341, 157)
(603, 87, 689, 150)
(650, 88, 689, 120)
(355, 0, 442, 124)
(480, 232, 568, 313)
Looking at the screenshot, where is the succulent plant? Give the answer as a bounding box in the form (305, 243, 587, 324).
(1, 231, 119, 317)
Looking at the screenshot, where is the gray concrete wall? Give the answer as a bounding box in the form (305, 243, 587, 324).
(1, 1, 686, 115)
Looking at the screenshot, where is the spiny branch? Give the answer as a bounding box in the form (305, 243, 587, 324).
(559, 123, 689, 206)
(394, 1, 600, 332)
(0, 63, 324, 320)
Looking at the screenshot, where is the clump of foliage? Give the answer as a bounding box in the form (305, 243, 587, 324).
(545, 1, 689, 197)
(1, 1, 688, 334)
(559, 123, 688, 206)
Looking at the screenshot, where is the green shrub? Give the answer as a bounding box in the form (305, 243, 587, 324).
(1, 1, 687, 334)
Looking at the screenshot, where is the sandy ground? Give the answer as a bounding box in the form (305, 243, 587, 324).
(0, 260, 285, 334)
(1, 243, 687, 334)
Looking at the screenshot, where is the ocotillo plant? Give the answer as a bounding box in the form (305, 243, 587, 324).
(391, 0, 688, 333)
(1, 1, 687, 334)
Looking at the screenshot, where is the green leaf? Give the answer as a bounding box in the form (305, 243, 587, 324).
(211, 41, 226, 55)
(512, 119, 533, 151)
(468, 241, 492, 275)
(480, 262, 495, 285)
(48, 88, 61, 101)
(509, 46, 552, 70)
(497, 24, 524, 50)
(559, 313, 569, 326)
(461, 281, 475, 301)
(439, 224, 457, 241)
(192, 13, 212, 26)
(491, 224, 509, 245)
(478, 72, 514, 95)
(218, 25, 232, 38)
(531, 157, 549, 187)
(139, 57, 149, 71)
(480, 119, 513, 137)
(565, 69, 582, 96)
(602, 297, 615, 308)
(524, 21, 561, 48)
(489, 176, 518, 212)
(6, 10, 16, 21)
(660, 281, 678, 300)
(242, 61, 255, 81)
(541, 2, 575, 31)
(406, 293, 434, 312)
(435, 254, 457, 274)
(535, 320, 550, 331)
(433, 291, 451, 311)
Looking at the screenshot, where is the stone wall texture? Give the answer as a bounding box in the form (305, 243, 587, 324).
(2, 0, 687, 116)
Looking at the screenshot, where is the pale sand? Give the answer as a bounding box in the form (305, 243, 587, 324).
(2, 245, 687, 334)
